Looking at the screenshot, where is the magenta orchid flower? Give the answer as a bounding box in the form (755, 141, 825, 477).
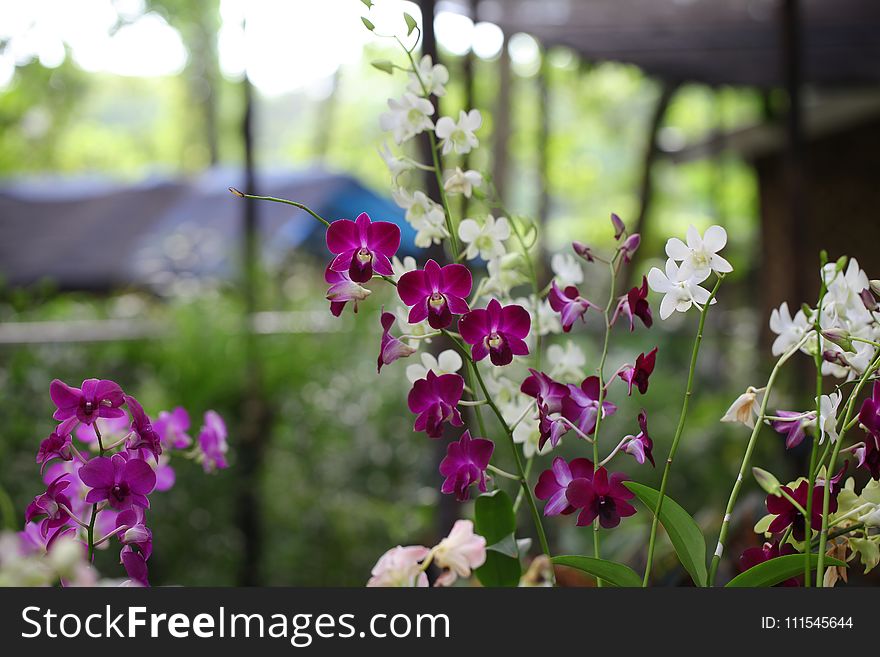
(154, 408, 192, 450)
(25, 474, 74, 538)
(618, 233, 641, 264)
(537, 403, 571, 450)
(378, 309, 416, 373)
(124, 395, 162, 460)
(565, 467, 636, 529)
(459, 299, 530, 366)
(572, 241, 595, 263)
(325, 264, 371, 317)
(770, 410, 815, 449)
(36, 418, 78, 472)
(535, 457, 594, 517)
(197, 411, 229, 472)
(855, 435, 880, 480)
(116, 508, 152, 561)
(121, 548, 150, 587)
(561, 376, 617, 436)
(766, 481, 837, 541)
(407, 370, 464, 438)
(740, 541, 799, 586)
(439, 430, 494, 501)
(611, 276, 653, 331)
(79, 453, 156, 510)
(622, 410, 654, 467)
(50, 378, 125, 425)
(547, 281, 595, 333)
(326, 212, 400, 283)
(397, 259, 472, 329)
(520, 369, 568, 414)
(618, 347, 658, 396)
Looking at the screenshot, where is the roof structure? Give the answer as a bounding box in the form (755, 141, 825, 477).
(447, 0, 880, 88)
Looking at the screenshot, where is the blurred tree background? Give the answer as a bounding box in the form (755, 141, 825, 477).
(0, 0, 828, 586)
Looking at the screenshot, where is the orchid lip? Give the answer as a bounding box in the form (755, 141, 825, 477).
(356, 248, 373, 264)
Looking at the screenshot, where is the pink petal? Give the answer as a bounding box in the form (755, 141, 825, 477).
(398, 269, 430, 305)
(326, 219, 359, 254)
(78, 457, 115, 489)
(124, 459, 157, 495)
(458, 309, 490, 345)
(368, 221, 401, 257)
(440, 263, 472, 298)
(500, 304, 531, 338)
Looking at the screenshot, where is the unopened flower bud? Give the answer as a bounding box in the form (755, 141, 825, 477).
(752, 467, 782, 497)
(123, 525, 150, 544)
(610, 213, 626, 240)
(821, 328, 854, 352)
(571, 241, 595, 263)
(619, 233, 641, 264)
(823, 350, 850, 367)
(860, 288, 878, 312)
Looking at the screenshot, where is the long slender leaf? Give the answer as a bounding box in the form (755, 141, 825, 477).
(474, 490, 521, 587)
(551, 555, 642, 588)
(726, 554, 846, 587)
(624, 481, 708, 587)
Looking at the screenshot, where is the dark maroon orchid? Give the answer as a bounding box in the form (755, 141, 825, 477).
(611, 276, 653, 331)
(535, 457, 594, 517)
(623, 410, 654, 467)
(407, 370, 464, 438)
(459, 299, 530, 366)
(859, 381, 880, 437)
(377, 309, 415, 373)
(36, 418, 78, 472)
(520, 369, 568, 414)
(566, 467, 636, 529)
(326, 212, 400, 283)
(79, 453, 156, 510)
(439, 431, 494, 501)
(398, 259, 472, 329)
(770, 411, 815, 449)
(766, 481, 837, 542)
(740, 541, 800, 586)
(547, 281, 595, 333)
(50, 378, 125, 426)
(855, 382, 880, 479)
(618, 347, 658, 396)
(124, 395, 162, 460)
(537, 403, 571, 450)
(855, 434, 880, 480)
(561, 376, 617, 436)
(25, 474, 73, 538)
(325, 264, 371, 317)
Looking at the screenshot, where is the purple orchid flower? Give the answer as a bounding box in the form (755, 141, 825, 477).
(571, 241, 595, 262)
(766, 481, 837, 542)
(124, 395, 162, 460)
(397, 259, 472, 329)
(770, 410, 815, 449)
(407, 370, 464, 438)
(535, 457, 594, 517)
(859, 381, 880, 436)
(740, 541, 800, 586)
(520, 369, 568, 414)
(459, 299, 531, 366)
(561, 376, 617, 436)
(565, 467, 637, 529)
(79, 453, 156, 510)
(618, 347, 658, 396)
(326, 212, 400, 283)
(611, 276, 653, 331)
(50, 378, 125, 425)
(121, 548, 150, 587)
(116, 508, 153, 561)
(325, 264, 371, 317)
(439, 431, 494, 501)
(610, 212, 626, 240)
(855, 434, 880, 480)
(618, 233, 640, 264)
(36, 418, 78, 472)
(623, 410, 655, 467)
(547, 281, 594, 333)
(537, 402, 571, 450)
(154, 407, 192, 450)
(378, 309, 416, 373)
(197, 411, 229, 472)
(25, 474, 74, 538)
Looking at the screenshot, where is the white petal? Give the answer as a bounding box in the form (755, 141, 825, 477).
(664, 258, 680, 281)
(458, 219, 481, 242)
(492, 215, 511, 240)
(437, 350, 463, 374)
(647, 267, 671, 293)
(702, 225, 728, 252)
(685, 225, 702, 249)
(435, 117, 454, 139)
(659, 293, 677, 320)
(691, 284, 712, 305)
(665, 237, 690, 261)
(710, 253, 733, 274)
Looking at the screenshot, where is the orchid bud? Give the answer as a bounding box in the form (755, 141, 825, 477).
(834, 255, 848, 273)
(619, 233, 641, 264)
(821, 328, 855, 352)
(823, 350, 850, 367)
(860, 288, 878, 312)
(122, 525, 151, 545)
(571, 241, 595, 263)
(752, 467, 782, 497)
(610, 212, 626, 240)
(871, 280, 880, 297)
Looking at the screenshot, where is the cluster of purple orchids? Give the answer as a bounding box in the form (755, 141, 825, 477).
(23, 378, 228, 586)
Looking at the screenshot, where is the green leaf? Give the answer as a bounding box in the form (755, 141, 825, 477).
(551, 555, 642, 588)
(403, 12, 418, 36)
(486, 533, 519, 559)
(726, 554, 847, 587)
(474, 490, 520, 587)
(361, 17, 375, 31)
(623, 482, 708, 587)
(360, 0, 374, 8)
(371, 60, 395, 75)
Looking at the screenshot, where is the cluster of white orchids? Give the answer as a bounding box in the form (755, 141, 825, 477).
(233, 1, 878, 588)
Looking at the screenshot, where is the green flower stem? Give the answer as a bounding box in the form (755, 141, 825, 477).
(817, 349, 880, 585)
(488, 464, 523, 481)
(588, 258, 622, 587)
(642, 275, 723, 587)
(811, 522, 864, 548)
(228, 188, 331, 227)
(707, 331, 812, 586)
(87, 424, 106, 561)
(513, 456, 535, 513)
(805, 279, 827, 586)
